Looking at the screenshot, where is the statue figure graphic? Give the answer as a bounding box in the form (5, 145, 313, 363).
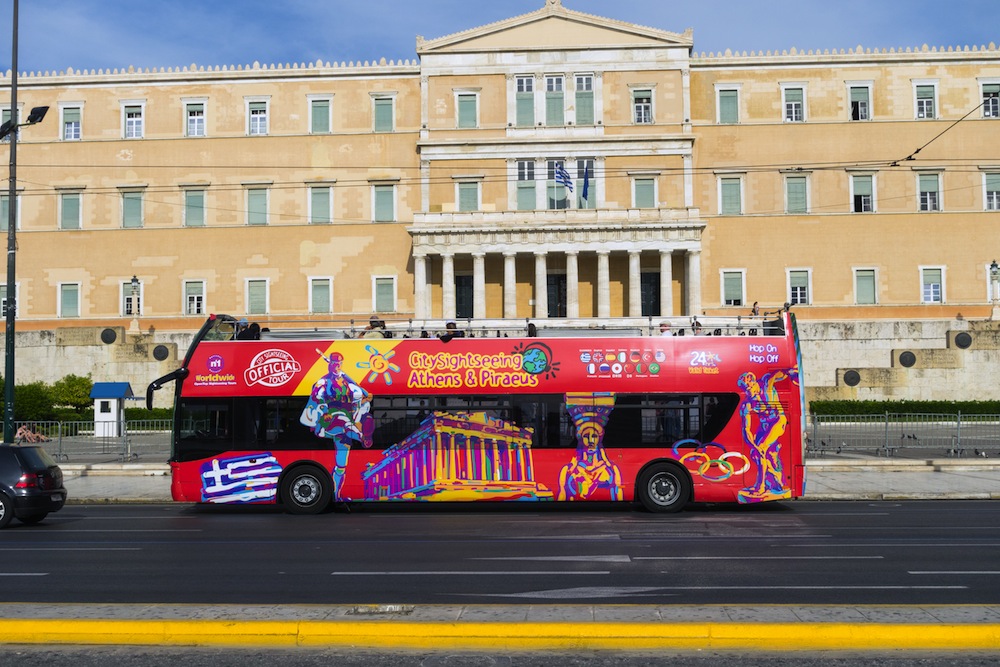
(558, 393, 623, 501)
(737, 368, 798, 502)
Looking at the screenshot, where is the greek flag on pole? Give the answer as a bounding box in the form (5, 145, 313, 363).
(555, 163, 574, 192)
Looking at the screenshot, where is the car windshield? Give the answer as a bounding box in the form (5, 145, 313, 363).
(16, 446, 57, 470)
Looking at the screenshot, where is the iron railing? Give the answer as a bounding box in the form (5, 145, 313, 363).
(808, 413, 1000, 459)
(14, 419, 173, 463)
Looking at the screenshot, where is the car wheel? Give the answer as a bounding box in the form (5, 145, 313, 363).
(17, 513, 48, 525)
(281, 466, 332, 515)
(0, 494, 13, 529)
(636, 462, 690, 513)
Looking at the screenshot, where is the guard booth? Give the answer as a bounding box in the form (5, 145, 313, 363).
(91, 382, 134, 437)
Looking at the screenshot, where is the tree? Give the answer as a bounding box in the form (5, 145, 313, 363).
(13, 382, 55, 421)
(51, 374, 93, 413)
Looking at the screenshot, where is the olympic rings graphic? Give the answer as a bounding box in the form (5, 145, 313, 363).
(674, 442, 752, 483)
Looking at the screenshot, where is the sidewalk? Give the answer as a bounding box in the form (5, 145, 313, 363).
(59, 458, 1000, 503)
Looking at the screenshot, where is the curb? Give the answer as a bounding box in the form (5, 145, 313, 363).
(3, 618, 1000, 650)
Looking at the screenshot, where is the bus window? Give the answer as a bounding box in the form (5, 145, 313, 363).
(175, 399, 234, 461)
(511, 394, 573, 448)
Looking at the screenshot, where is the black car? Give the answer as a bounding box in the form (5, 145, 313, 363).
(0, 444, 66, 528)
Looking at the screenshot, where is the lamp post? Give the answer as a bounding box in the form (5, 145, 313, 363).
(128, 275, 140, 334)
(3, 0, 49, 444)
(990, 260, 1000, 320)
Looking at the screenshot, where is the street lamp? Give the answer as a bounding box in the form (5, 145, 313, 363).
(3, 0, 49, 444)
(128, 275, 140, 334)
(990, 260, 1000, 320)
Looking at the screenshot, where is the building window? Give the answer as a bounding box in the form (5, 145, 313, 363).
(184, 189, 205, 227)
(184, 280, 205, 316)
(852, 174, 874, 212)
(457, 182, 480, 212)
(122, 280, 142, 316)
(309, 277, 332, 314)
(0, 193, 17, 231)
(59, 192, 82, 230)
(373, 184, 396, 222)
(783, 86, 804, 122)
(785, 175, 807, 213)
(547, 160, 572, 210)
(788, 270, 810, 305)
(915, 84, 936, 119)
(247, 188, 268, 225)
(123, 104, 143, 138)
(983, 84, 1000, 118)
(545, 75, 564, 126)
(516, 76, 535, 127)
(575, 74, 594, 126)
(0, 108, 16, 143)
(373, 96, 395, 133)
(457, 92, 478, 129)
(921, 267, 943, 304)
(310, 186, 332, 224)
(1, 283, 17, 318)
(246, 279, 269, 315)
(59, 283, 80, 318)
(719, 177, 742, 215)
(918, 173, 941, 211)
(517, 160, 536, 211)
(310, 97, 331, 134)
(374, 276, 396, 313)
(121, 191, 143, 228)
(248, 100, 268, 135)
(576, 158, 595, 209)
(632, 89, 653, 124)
(717, 88, 739, 124)
(640, 272, 660, 317)
(61, 106, 81, 140)
(185, 102, 205, 137)
(985, 172, 1000, 211)
(634, 177, 656, 209)
(722, 270, 744, 307)
(849, 85, 871, 121)
(855, 269, 877, 305)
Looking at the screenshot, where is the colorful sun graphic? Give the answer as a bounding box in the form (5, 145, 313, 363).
(512, 341, 560, 380)
(356, 345, 401, 385)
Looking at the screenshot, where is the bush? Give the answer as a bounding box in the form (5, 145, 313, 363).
(810, 400, 1000, 416)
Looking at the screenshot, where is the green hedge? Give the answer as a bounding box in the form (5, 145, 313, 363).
(810, 400, 1000, 416)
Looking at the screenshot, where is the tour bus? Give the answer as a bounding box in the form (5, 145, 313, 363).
(147, 313, 805, 514)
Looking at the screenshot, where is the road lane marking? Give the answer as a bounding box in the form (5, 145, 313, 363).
(0, 573, 48, 576)
(909, 571, 1000, 575)
(653, 584, 967, 590)
(1, 548, 141, 552)
(331, 571, 610, 576)
(637, 555, 882, 560)
(472, 555, 631, 562)
(785, 542, 1000, 548)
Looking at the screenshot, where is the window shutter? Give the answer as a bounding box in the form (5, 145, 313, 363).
(853, 175, 873, 196)
(63, 107, 81, 123)
(517, 182, 535, 211)
(723, 273, 743, 303)
(375, 278, 394, 312)
(62, 193, 81, 229)
(785, 88, 803, 103)
(786, 177, 807, 213)
(916, 85, 934, 99)
(185, 190, 205, 226)
(634, 179, 655, 208)
(856, 270, 876, 304)
(719, 90, 738, 123)
(311, 279, 331, 313)
(850, 87, 869, 102)
(924, 268, 942, 285)
(919, 174, 939, 193)
(61, 284, 80, 317)
(247, 280, 267, 314)
(458, 183, 478, 212)
(247, 189, 267, 225)
(984, 84, 1000, 94)
(576, 90, 594, 125)
(374, 99, 393, 132)
(311, 187, 331, 223)
(790, 271, 808, 289)
(311, 100, 330, 133)
(0, 195, 7, 232)
(374, 185, 394, 222)
(985, 173, 1000, 192)
(457, 94, 477, 128)
(546, 91, 564, 126)
(184, 281, 202, 300)
(721, 178, 741, 214)
(122, 192, 142, 228)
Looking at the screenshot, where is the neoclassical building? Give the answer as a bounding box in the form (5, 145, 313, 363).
(3, 0, 1000, 402)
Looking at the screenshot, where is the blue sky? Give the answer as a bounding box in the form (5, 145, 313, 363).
(1, 0, 999, 73)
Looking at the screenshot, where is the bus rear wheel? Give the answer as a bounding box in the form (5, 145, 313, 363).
(636, 463, 690, 513)
(281, 466, 332, 515)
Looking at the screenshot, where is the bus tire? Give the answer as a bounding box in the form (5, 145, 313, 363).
(280, 466, 332, 515)
(636, 462, 690, 513)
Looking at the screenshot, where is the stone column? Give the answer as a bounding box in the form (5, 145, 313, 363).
(534, 251, 548, 319)
(628, 250, 642, 317)
(472, 253, 486, 319)
(442, 253, 455, 320)
(597, 250, 611, 319)
(659, 250, 673, 318)
(566, 251, 580, 318)
(503, 252, 517, 319)
(687, 249, 702, 316)
(414, 254, 427, 320)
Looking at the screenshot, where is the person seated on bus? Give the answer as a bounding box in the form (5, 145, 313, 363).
(360, 316, 386, 339)
(438, 321, 465, 342)
(235, 319, 260, 340)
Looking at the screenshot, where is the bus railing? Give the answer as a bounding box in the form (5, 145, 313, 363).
(808, 413, 1000, 459)
(13, 420, 173, 463)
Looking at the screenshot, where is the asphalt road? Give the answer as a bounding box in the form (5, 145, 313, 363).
(1, 500, 998, 606)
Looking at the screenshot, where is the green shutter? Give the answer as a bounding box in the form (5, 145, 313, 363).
(517, 182, 535, 211)
(853, 175, 873, 196)
(247, 189, 267, 225)
(61, 284, 79, 317)
(786, 176, 807, 213)
(63, 107, 81, 123)
(247, 280, 267, 314)
(0, 194, 8, 232)
(310, 187, 331, 224)
(516, 93, 534, 127)
(635, 178, 655, 208)
(984, 84, 1000, 94)
(919, 173, 939, 193)
(311, 99, 330, 133)
(785, 88, 803, 102)
(546, 91, 564, 126)
(723, 272, 743, 303)
(457, 94, 477, 129)
(311, 279, 331, 313)
(374, 185, 394, 222)
(856, 270, 876, 304)
(375, 278, 394, 312)
(721, 178, 741, 214)
(122, 192, 142, 228)
(185, 190, 205, 227)
(61, 193, 81, 229)
(916, 85, 934, 99)
(184, 281, 202, 300)
(719, 90, 738, 123)
(985, 173, 1000, 193)
(458, 182, 478, 212)
(850, 87, 869, 102)
(576, 90, 594, 125)
(790, 271, 808, 289)
(374, 98, 393, 132)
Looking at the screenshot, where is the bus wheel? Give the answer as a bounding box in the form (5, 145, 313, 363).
(281, 466, 332, 515)
(636, 463, 690, 513)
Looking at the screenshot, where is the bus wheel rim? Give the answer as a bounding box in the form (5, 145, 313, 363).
(292, 476, 320, 505)
(650, 472, 679, 505)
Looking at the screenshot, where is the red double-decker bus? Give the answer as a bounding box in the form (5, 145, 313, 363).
(147, 313, 805, 514)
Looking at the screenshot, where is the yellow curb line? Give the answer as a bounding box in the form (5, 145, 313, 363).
(3, 619, 1000, 650)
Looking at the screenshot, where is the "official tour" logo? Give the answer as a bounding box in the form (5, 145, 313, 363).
(244, 349, 302, 387)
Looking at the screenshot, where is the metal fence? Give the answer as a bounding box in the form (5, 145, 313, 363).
(808, 413, 1000, 459)
(14, 420, 173, 463)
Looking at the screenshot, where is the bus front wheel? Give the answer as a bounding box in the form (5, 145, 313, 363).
(281, 466, 332, 515)
(636, 463, 690, 513)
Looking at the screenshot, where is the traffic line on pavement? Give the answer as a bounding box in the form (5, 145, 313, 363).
(909, 571, 1000, 575)
(331, 571, 611, 576)
(636, 556, 883, 560)
(0, 573, 48, 576)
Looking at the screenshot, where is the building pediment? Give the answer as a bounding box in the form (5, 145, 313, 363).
(417, 0, 692, 55)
